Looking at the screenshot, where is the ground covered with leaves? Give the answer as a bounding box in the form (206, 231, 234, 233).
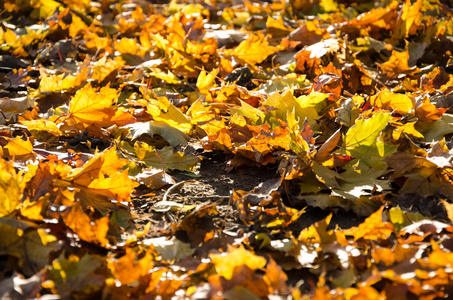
(3, 0, 453, 298)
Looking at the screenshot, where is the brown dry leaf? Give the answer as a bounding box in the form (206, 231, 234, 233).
(288, 20, 330, 47)
(315, 128, 341, 162)
(0, 96, 34, 113)
(235, 124, 291, 164)
(294, 50, 322, 77)
(23, 159, 72, 202)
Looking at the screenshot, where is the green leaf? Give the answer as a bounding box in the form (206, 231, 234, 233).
(388, 206, 426, 231)
(0, 218, 60, 277)
(230, 100, 265, 125)
(48, 254, 105, 298)
(287, 110, 310, 158)
(418, 113, 453, 142)
(345, 111, 390, 149)
(344, 111, 397, 169)
(263, 90, 322, 128)
(312, 161, 391, 200)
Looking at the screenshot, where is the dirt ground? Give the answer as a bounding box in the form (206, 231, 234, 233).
(132, 151, 365, 239)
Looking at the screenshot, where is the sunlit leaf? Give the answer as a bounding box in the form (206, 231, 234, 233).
(60, 192, 110, 247)
(0, 158, 23, 216)
(108, 247, 153, 285)
(196, 68, 219, 94)
(228, 33, 280, 65)
(210, 245, 267, 280)
(343, 206, 394, 241)
(379, 50, 414, 77)
(370, 89, 414, 115)
(68, 83, 135, 127)
(2, 136, 35, 160)
(64, 146, 138, 202)
(344, 111, 397, 168)
(124, 121, 190, 147)
(134, 143, 200, 171)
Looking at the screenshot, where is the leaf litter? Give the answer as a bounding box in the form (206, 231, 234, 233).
(2, 0, 453, 298)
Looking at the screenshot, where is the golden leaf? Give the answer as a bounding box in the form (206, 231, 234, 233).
(369, 89, 414, 115)
(210, 245, 266, 280)
(343, 206, 394, 241)
(68, 83, 135, 127)
(229, 33, 280, 65)
(64, 147, 138, 202)
(0, 158, 23, 217)
(2, 136, 34, 160)
(59, 190, 110, 247)
(379, 50, 414, 77)
(108, 247, 153, 285)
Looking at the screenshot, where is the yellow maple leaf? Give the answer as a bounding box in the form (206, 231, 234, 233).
(20, 119, 61, 139)
(393, 0, 423, 41)
(209, 245, 267, 280)
(68, 83, 135, 127)
(114, 38, 144, 56)
(370, 89, 414, 114)
(1, 136, 34, 160)
(196, 68, 219, 94)
(91, 56, 124, 83)
(64, 147, 138, 202)
(37, 71, 87, 94)
(0, 158, 23, 217)
(229, 33, 280, 65)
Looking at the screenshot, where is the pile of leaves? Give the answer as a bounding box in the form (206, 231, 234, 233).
(2, 0, 453, 298)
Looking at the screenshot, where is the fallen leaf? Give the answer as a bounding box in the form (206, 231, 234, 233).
(210, 245, 267, 280)
(343, 206, 394, 241)
(0, 158, 23, 217)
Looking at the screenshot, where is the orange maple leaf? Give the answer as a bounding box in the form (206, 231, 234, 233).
(343, 206, 394, 241)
